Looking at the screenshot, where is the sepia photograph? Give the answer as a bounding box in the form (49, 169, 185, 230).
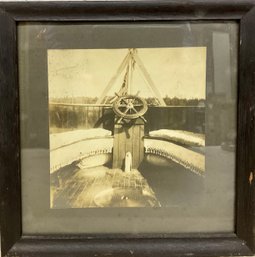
(49, 47, 206, 208)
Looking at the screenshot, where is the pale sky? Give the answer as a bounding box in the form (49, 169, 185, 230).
(48, 47, 206, 99)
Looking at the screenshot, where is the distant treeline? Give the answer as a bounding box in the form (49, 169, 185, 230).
(50, 96, 205, 106)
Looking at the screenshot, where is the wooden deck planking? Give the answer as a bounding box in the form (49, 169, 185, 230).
(51, 166, 160, 208)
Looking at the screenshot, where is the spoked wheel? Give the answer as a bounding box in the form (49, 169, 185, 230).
(113, 95, 148, 123)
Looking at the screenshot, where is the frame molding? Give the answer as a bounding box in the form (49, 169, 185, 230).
(0, 8, 21, 256)
(0, 1, 255, 256)
(0, 1, 255, 20)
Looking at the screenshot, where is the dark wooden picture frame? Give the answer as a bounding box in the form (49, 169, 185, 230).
(0, 1, 255, 256)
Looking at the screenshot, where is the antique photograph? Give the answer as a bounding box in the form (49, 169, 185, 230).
(49, 47, 206, 208)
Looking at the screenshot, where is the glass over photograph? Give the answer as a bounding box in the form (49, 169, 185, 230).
(48, 47, 206, 208)
(19, 22, 238, 234)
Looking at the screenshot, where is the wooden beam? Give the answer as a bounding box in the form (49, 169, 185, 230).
(96, 52, 130, 104)
(133, 52, 166, 106)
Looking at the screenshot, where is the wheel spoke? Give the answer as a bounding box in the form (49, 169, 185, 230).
(123, 108, 129, 115)
(132, 107, 147, 122)
(131, 107, 138, 114)
(140, 115, 147, 123)
(121, 98, 129, 105)
(117, 117, 123, 123)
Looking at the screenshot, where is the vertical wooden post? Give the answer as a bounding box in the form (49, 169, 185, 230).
(113, 118, 144, 170)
